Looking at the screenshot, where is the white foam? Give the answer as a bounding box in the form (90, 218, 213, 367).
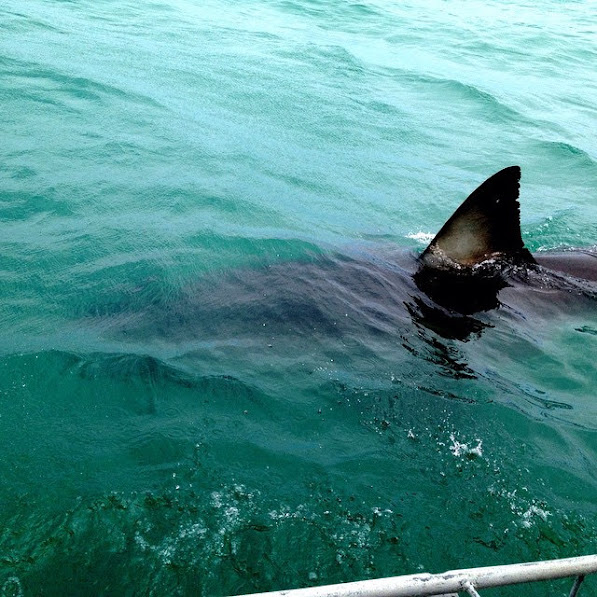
(406, 231, 435, 244)
(2, 577, 24, 597)
(449, 433, 483, 458)
(520, 504, 550, 528)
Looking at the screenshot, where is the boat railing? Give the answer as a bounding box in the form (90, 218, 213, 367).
(231, 554, 597, 597)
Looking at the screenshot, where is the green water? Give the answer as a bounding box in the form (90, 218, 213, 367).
(1, 0, 596, 595)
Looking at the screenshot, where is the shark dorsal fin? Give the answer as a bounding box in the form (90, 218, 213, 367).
(422, 166, 534, 267)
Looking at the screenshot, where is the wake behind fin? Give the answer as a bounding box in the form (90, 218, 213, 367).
(421, 166, 535, 268)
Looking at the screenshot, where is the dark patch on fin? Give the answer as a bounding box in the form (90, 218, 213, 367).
(421, 166, 535, 268)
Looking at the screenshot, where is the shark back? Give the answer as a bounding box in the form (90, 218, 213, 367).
(534, 250, 597, 282)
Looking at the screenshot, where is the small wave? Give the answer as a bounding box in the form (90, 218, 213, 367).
(275, 0, 383, 25)
(395, 71, 529, 126)
(2, 55, 164, 112)
(2, 8, 64, 34)
(0, 349, 266, 402)
(532, 139, 596, 169)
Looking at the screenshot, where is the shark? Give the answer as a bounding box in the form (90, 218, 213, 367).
(97, 166, 596, 351)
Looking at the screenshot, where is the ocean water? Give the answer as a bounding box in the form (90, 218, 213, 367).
(1, 0, 596, 595)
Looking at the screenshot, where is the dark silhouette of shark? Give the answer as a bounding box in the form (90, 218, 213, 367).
(100, 166, 596, 348)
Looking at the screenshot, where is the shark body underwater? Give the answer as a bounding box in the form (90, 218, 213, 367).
(106, 166, 596, 352)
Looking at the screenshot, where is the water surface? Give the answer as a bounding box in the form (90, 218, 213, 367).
(1, 0, 596, 595)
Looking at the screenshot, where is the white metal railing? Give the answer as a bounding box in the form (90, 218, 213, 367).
(232, 554, 597, 597)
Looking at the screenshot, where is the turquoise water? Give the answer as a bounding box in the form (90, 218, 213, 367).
(1, 0, 597, 595)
